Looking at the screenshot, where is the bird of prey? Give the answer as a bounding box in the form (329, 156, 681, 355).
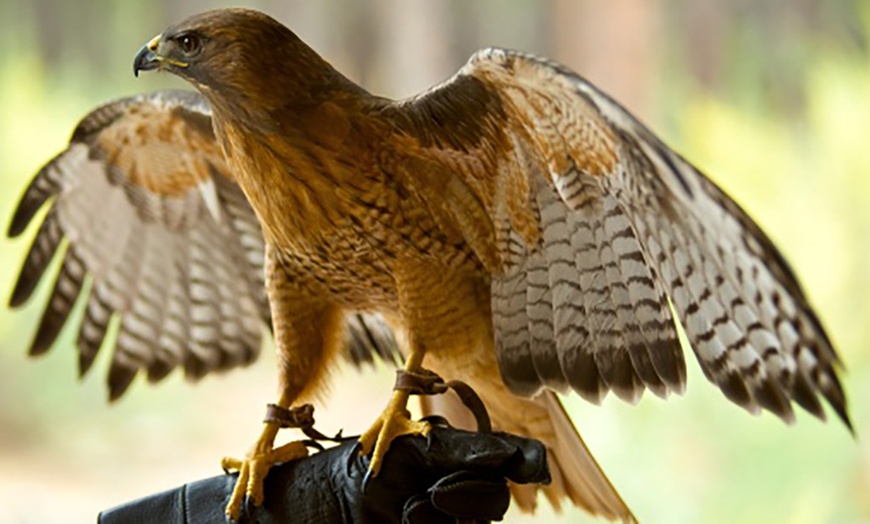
(9, 7, 849, 523)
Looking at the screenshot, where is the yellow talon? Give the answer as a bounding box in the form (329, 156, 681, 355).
(359, 388, 431, 476)
(222, 424, 309, 521)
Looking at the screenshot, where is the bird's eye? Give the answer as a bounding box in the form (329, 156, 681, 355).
(178, 34, 200, 55)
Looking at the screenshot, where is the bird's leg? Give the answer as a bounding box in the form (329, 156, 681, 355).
(221, 393, 312, 521)
(359, 342, 432, 476)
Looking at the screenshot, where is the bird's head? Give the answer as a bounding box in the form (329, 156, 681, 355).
(134, 8, 343, 114)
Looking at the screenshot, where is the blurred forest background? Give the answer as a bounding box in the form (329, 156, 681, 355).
(1, 0, 869, 522)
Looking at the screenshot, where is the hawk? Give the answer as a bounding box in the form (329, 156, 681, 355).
(9, 7, 849, 523)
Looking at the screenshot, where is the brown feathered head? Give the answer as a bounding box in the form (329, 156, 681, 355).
(134, 8, 348, 113)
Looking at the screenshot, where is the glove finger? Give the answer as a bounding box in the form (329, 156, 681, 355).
(402, 494, 454, 524)
(429, 470, 510, 521)
(421, 428, 523, 470)
(492, 432, 550, 485)
(422, 428, 550, 485)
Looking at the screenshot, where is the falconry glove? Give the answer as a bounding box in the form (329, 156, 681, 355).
(98, 425, 550, 524)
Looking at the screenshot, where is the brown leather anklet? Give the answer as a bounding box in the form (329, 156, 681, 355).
(394, 369, 492, 433)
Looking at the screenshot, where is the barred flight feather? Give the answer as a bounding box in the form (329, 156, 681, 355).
(492, 230, 538, 396)
(467, 48, 849, 429)
(8, 90, 402, 400)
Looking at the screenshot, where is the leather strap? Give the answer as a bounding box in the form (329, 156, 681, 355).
(264, 403, 315, 428)
(264, 402, 355, 445)
(394, 369, 448, 395)
(394, 369, 492, 434)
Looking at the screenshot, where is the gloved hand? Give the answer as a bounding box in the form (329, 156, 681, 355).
(98, 424, 550, 524)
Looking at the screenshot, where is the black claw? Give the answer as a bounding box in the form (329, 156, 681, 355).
(346, 440, 363, 477)
(242, 497, 257, 523)
(302, 439, 326, 452)
(362, 468, 374, 493)
(419, 415, 451, 428)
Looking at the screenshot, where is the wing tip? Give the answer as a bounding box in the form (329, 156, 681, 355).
(8, 153, 68, 240)
(8, 278, 34, 309)
(27, 338, 52, 357)
(820, 376, 854, 434)
(611, 386, 644, 405)
(183, 354, 211, 382)
(7, 188, 46, 239)
(78, 346, 99, 379)
(727, 367, 854, 433)
(8, 210, 31, 239)
(27, 317, 65, 357)
(838, 409, 856, 436)
(502, 366, 547, 398)
(107, 362, 138, 402)
(562, 351, 608, 405)
(755, 379, 795, 424)
(146, 359, 176, 384)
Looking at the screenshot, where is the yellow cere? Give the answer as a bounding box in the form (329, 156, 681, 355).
(148, 34, 189, 69)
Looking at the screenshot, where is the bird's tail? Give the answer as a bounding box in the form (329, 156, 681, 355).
(420, 387, 635, 523)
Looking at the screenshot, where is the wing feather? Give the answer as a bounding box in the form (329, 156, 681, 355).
(390, 48, 849, 428)
(9, 90, 401, 399)
(491, 230, 538, 395)
(529, 184, 568, 391)
(10, 209, 65, 308)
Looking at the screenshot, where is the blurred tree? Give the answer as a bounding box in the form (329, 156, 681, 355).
(549, 0, 662, 119)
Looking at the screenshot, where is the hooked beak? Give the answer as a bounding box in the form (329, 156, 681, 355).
(133, 35, 161, 77)
(134, 35, 189, 77)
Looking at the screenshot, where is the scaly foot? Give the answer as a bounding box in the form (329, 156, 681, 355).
(222, 404, 316, 521)
(221, 431, 309, 520)
(359, 389, 431, 477)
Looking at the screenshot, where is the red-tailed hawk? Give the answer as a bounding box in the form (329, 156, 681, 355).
(10, 7, 849, 523)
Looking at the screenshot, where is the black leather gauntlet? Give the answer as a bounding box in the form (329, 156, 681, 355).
(99, 426, 550, 524)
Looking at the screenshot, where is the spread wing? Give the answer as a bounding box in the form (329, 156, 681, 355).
(387, 49, 849, 428)
(8, 90, 399, 400)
